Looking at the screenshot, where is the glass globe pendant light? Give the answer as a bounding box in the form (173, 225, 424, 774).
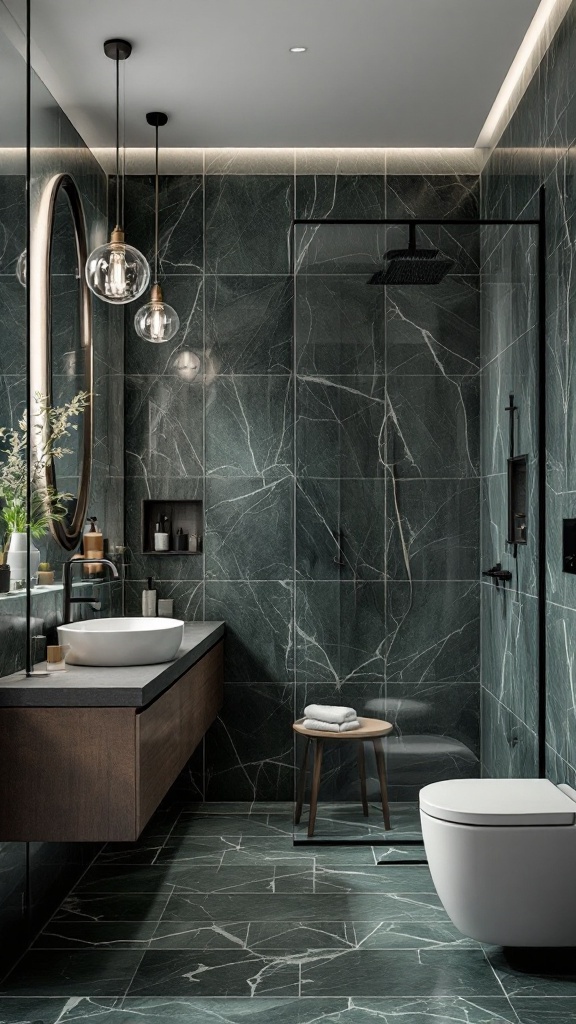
(85, 39, 149, 304)
(134, 112, 180, 343)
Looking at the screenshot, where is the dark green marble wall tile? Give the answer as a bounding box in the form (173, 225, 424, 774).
(296, 375, 386, 478)
(206, 275, 292, 374)
(0, 176, 26, 274)
(295, 175, 385, 220)
(295, 276, 385, 376)
(546, 600, 576, 768)
(124, 175, 203, 274)
(0, 278, 26, 373)
(205, 683, 293, 801)
(546, 742, 576, 788)
(294, 221, 387, 276)
(205, 176, 293, 274)
(295, 581, 385, 682)
(296, 478, 387, 581)
(386, 375, 479, 479)
(480, 584, 538, 733)
(386, 175, 479, 220)
(125, 374, 203, 480)
(480, 688, 538, 779)
(206, 376, 293, 480)
(205, 581, 294, 683)
(386, 277, 479, 376)
(387, 477, 479, 581)
(205, 477, 293, 581)
(386, 581, 479, 683)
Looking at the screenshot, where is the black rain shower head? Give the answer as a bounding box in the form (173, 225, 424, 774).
(368, 223, 453, 286)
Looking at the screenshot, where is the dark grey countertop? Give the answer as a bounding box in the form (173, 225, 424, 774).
(0, 621, 225, 708)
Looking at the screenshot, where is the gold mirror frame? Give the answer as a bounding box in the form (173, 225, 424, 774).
(30, 173, 93, 551)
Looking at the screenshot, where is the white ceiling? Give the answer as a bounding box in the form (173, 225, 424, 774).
(5, 0, 542, 150)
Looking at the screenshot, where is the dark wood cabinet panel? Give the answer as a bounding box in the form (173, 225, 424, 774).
(136, 644, 223, 832)
(0, 641, 224, 842)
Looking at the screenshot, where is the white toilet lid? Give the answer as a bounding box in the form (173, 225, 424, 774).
(419, 778, 576, 826)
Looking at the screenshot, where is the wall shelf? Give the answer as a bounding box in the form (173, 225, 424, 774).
(142, 499, 203, 556)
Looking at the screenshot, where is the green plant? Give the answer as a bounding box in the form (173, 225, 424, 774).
(38, 562, 51, 572)
(0, 391, 89, 548)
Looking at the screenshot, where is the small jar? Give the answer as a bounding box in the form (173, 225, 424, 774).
(46, 645, 68, 672)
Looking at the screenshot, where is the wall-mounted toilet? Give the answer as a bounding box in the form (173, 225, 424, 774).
(420, 778, 576, 947)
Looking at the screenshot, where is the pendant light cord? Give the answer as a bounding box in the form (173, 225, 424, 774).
(115, 52, 120, 228)
(154, 122, 159, 285)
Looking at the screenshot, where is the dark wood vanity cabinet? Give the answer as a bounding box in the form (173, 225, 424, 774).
(0, 641, 223, 842)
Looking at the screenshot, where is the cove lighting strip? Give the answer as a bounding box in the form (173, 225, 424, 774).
(476, 0, 572, 150)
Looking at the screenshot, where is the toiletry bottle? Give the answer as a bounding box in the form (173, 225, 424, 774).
(154, 515, 169, 552)
(142, 577, 157, 616)
(175, 526, 189, 551)
(83, 516, 104, 575)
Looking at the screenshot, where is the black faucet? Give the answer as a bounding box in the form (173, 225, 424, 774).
(482, 562, 513, 588)
(62, 557, 119, 624)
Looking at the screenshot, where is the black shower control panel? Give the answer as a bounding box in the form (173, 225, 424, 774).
(563, 519, 576, 574)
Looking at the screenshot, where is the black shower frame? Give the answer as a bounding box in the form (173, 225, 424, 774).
(290, 195, 547, 857)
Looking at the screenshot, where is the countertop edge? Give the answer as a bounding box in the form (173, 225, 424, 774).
(0, 622, 225, 708)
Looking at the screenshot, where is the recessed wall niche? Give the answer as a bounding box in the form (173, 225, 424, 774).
(142, 499, 203, 555)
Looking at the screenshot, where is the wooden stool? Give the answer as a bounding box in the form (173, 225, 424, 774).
(293, 716, 393, 837)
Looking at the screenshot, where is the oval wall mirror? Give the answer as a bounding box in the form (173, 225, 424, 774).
(30, 173, 93, 551)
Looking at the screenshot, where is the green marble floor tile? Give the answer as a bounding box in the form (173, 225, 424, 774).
(161, 891, 448, 923)
(170, 815, 293, 838)
(76, 863, 433, 897)
(148, 918, 479, 952)
(0, 997, 525, 1024)
(0, 999, 72, 1024)
(33, 922, 159, 950)
(0, 952, 144, 997)
(155, 836, 379, 867)
(300, 949, 504, 997)
(126, 951, 299, 997)
(511, 997, 576, 1022)
(54, 893, 171, 923)
(44, 995, 517, 1024)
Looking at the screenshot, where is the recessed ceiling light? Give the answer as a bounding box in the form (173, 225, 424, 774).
(290, 46, 307, 53)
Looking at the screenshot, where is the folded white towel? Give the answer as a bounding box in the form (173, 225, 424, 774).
(303, 718, 361, 733)
(304, 704, 357, 725)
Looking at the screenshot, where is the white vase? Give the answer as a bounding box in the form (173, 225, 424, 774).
(7, 532, 41, 584)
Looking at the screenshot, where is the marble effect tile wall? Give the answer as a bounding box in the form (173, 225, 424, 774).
(124, 171, 481, 803)
(480, 1, 576, 783)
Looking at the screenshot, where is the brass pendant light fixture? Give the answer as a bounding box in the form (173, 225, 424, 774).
(85, 39, 150, 305)
(134, 112, 180, 343)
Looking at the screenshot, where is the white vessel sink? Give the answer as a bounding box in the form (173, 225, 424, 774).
(58, 617, 185, 667)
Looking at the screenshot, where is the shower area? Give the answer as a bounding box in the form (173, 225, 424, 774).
(291, 207, 542, 845)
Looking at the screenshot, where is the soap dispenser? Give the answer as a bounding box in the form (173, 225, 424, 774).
(142, 577, 157, 617)
(83, 516, 104, 575)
